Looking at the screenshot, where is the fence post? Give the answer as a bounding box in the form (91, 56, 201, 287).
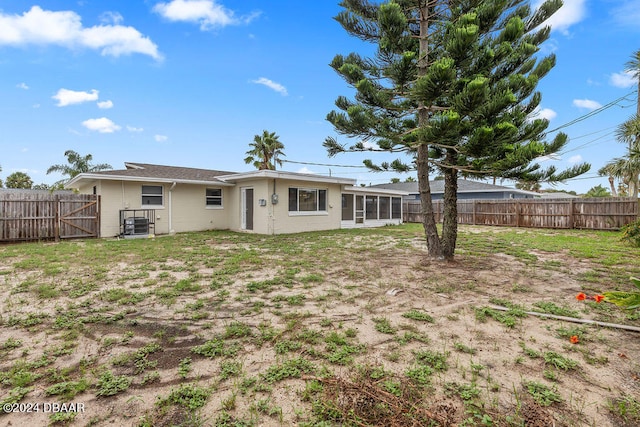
(516, 201, 521, 227)
(54, 195, 60, 242)
(569, 199, 575, 229)
(473, 200, 477, 225)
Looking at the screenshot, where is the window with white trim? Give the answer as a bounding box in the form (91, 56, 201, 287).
(289, 188, 327, 213)
(141, 185, 163, 206)
(206, 188, 223, 208)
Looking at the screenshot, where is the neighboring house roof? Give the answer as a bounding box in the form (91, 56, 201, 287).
(538, 192, 581, 199)
(0, 188, 73, 195)
(371, 179, 540, 197)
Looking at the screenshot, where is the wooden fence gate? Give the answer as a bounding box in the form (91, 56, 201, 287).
(0, 192, 100, 242)
(59, 197, 100, 239)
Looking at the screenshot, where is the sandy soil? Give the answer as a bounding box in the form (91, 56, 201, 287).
(0, 230, 639, 427)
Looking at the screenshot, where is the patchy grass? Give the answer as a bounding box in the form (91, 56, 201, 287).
(0, 224, 638, 426)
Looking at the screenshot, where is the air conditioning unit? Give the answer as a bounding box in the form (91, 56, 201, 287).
(123, 217, 149, 236)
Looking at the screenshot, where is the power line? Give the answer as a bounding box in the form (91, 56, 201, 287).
(282, 159, 369, 168)
(284, 92, 637, 174)
(546, 90, 637, 134)
(567, 125, 617, 140)
(559, 131, 616, 155)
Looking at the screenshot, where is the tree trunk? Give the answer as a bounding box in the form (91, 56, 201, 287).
(608, 175, 618, 197)
(441, 152, 458, 260)
(417, 145, 443, 258)
(416, 0, 444, 259)
(635, 79, 640, 198)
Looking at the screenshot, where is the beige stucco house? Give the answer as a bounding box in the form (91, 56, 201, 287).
(65, 163, 407, 237)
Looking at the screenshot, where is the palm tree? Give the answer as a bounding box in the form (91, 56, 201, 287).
(584, 184, 611, 198)
(5, 171, 33, 189)
(598, 48, 640, 197)
(600, 114, 640, 198)
(598, 151, 640, 197)
(624, 48, 640, 196)
(626, 49, 640, 116)
(244, 131, 285, 170)
(47, 150, 112, 186)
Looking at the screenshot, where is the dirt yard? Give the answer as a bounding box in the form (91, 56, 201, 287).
(0, 224, 639, 426)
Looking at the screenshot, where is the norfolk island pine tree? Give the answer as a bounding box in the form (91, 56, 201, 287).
(324, 0, 590, 260)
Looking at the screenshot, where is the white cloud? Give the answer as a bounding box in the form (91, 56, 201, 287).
(250, 77, 288, 96)
(16, 82, 29, 90)
(572, 99, 602, 110)
(533, 0, 587, 35)
(610, 0, 640, 29)
(361, 140, 377, 150)
(297, 167, 317, 174)
(568, 154, 583, 164)
(536, 108, 557, 121)
(153, 0, 258, 30)
(155, 134, 168, 142)
(82, 117, 121, 133)
(537, 153, 561, 162)
(99, 11, 123, 25)
(0, 6, 162, 60)
(53, 88, 99, 106)
(127, 125, 144, 132)
(610, 71, 636, 88)
(97, 100, 113, 109)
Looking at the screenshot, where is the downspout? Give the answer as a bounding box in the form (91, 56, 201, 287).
(169, 182, 177, 234)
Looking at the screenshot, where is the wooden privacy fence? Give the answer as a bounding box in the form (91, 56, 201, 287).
(0, 192, 100, 242)
(403, 197, 639, 230)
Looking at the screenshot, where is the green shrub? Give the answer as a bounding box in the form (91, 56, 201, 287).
(621, 219, 640, 247)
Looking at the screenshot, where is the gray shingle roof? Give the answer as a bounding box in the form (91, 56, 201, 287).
(93, 162, 236, 182)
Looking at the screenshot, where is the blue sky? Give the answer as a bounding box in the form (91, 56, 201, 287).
(1, 0, 638, 194)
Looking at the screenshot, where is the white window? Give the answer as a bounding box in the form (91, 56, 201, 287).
(142, 185, 163, 206)
(206, 188, 223, 208)
(289, 188, 327, 214)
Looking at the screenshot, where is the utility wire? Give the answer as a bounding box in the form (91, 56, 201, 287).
(546, 90, 637, 133)
(282, 159, 369, 168)
(559, 131, 616, 155)
(284, 92, 637, 171)
(567, 125, 617, 140)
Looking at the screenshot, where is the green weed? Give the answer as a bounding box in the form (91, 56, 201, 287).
(524, 381, 562, 406)
(95, 370, 131, 396)
(402, 309, 435, 323)
(261, 358, 315, 383)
